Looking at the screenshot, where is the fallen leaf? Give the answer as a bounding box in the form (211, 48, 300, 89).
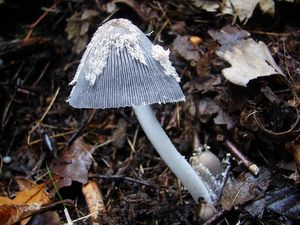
(51, 137, 95, 187)
(222, 0, 275, 23)
(210, 26, 285, 86)
(15, 177, 39, 191)
(198, 98, 220, 123)
(191, 0, 220, 12)
(192, 76, 222, 93)
(208, 25, 250, 45)
(244, 198, 266, 218)
(14, 178, 51, 225)
(8, 184, 49, 206)
(197, 97, 235, 129)
(214, 110, 236, 129)
(266, 186, 300, 220)
(0, 182, 50, 225)
(0, 204, 41, 225)
(259, 0, 276, 15)
(194, 40, 219, 77)
(168, 21, 186, 36)
(65, 10, 99, 54)
(221, 168, 271, 210)
(173, 35, 200, 63)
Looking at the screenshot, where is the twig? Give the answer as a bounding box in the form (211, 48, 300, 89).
(67, 109, 96, 146)
(250, 30, 300, 37)
(89, 174, 165, 189)
(69, 212, 98, 224)
(27, 87, 60, 145)
(82, 180, 106, 225)
(28, 130, 76, 145)
(33, 60, 51, 86)
(225, 140, 259, 175)
(25, 1, 60, 40)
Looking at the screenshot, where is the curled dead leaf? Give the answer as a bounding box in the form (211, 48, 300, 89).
(0, 182, 50, 225)
(0, 204, 41, 225)
(51, 137, 95, 187)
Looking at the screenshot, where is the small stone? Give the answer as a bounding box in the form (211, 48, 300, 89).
(3, 156, 11, 164)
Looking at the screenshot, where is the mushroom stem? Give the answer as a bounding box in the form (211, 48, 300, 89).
(133, 105, 213, 203)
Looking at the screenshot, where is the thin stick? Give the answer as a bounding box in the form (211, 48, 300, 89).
(89, 174, 162, 189)
(27, 87, 60, 144)
(250, 30, 300, 37)
(67, 109, 96, 146)
(225, 140, 259, 175)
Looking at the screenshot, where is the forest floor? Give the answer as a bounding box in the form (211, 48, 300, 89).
(0, 0, 300, 224)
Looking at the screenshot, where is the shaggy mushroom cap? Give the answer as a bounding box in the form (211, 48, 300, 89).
(68, 18, 185, 109)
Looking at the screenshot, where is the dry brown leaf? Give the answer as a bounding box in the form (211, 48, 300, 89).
(214, 110, 235, 129)
(65, 10, 99, 54)
(221, 168, 271, 210)
(208, 25, 250, 45)
(197, 98, 236, 128)
(51, 137, 95, 187)
(0, 182, 50, 225)
(0, 204, 41, 225)
(14, 178, 51, 225)
(15, 177, 39, 191)
(198, 98, 220, 123)
(173, 35, 200, 63)
(9, 184, 49, 206)
(82, 180, 106, 224)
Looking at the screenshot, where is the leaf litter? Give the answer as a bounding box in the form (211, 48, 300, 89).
(209, 25, 285, 86)
(50, 137, 96, 187)
(0, 178, 50, 225)
(0, 0, 300, 224)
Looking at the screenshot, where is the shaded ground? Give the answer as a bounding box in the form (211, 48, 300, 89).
(1, 0, 300, 224)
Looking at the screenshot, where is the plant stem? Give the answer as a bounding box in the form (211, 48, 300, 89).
(133, 105, 213, 203)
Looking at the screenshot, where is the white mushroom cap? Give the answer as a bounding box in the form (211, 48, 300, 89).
(68, 18, 185, 109)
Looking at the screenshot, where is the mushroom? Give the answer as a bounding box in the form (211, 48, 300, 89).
(67, 18, 214, 203)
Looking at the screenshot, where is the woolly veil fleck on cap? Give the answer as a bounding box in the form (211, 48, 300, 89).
(68, 18, 185, 109)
